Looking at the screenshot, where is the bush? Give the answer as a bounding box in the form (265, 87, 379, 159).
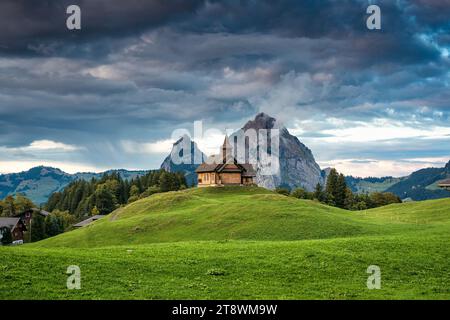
(370, 192, 402, 207)
(139, 186, 160, 199)
(275, 188, 290, 196)
(127, 195, 139, 204)
(291, 188, 310, 199)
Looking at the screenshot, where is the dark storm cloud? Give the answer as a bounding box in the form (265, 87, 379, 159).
(0, 0, 443, 60)
(0, 0, 449, 173)
(0, 0, 204, 55)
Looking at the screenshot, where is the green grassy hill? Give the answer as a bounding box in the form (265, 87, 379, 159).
(33, 187, 449, 248)
(1, 187, 449, 299)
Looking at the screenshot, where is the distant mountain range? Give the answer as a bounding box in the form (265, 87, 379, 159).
(1, 113, 449, 204)
(0, 166, 148, 205)
(346, 161, 450, 201)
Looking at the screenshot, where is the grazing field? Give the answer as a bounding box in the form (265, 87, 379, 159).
(1, 187, 449, 299)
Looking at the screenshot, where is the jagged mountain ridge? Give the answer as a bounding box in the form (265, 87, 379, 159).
(230, 113, 324, 191)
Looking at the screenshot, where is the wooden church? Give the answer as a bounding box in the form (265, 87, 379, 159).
(196, 136, 256, 187)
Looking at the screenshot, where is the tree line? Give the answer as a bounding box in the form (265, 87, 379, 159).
(45, 169, 187, 219)
(1, 170, 187, 244)
(0, 194, 34, 217)
(276, 168, 401, 210)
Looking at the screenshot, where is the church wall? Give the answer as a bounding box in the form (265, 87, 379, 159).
(220, 173, 241, 184)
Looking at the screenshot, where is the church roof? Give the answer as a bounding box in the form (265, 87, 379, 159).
(196, 161, 219, 172)
(196, 135, 256, 177)
(195, 160, 256, 177)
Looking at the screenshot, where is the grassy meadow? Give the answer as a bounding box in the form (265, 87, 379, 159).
(1, 187, 449, 299)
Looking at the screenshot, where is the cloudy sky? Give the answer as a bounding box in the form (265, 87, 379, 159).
(0, 0, 449, 177)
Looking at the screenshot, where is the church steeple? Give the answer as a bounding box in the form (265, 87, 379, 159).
(222, 136, 232, 163)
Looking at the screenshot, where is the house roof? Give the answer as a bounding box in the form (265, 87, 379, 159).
(14, 208, 50, 218)
(32, 208, 50, 216)
(73, 215, 106, 228)
(438, 179, 450, 186)
(241, 164, 257, 177)
(0, 217, 20, 229)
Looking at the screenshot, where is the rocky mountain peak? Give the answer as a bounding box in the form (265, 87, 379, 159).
(243, 112, 278, 131)
(173, 134, 191, 146)
(231, 113, 323, 191)
(160, 135, 206, 186)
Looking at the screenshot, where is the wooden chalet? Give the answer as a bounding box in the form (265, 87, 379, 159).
(0, 208, 50, 244)
(195, 136, 256, 187)
(438, 179, 450, 191)
(0, 217, 27, 242)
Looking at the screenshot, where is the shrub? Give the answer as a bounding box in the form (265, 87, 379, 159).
(127, 195, 139, 204)
(291, 188, 310, 199)
(140, 186, 160, 199)
(275, 188, 290, 196)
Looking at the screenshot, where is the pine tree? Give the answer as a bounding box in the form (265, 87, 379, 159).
(94, 185, 116, 214)
(325, 169, 338, 205)
(31, 214, 46, 242)
(313, 183, 325, 202)
(159, 172, 171, 192)
(335, 173, 347, 208)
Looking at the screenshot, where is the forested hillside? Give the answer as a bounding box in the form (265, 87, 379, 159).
(45, 170, 187, 219)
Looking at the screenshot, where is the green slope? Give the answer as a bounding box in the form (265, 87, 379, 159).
(1, 234, 449, 299)
(32, 187, 450, 248)
(1, 187, 449, 299)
